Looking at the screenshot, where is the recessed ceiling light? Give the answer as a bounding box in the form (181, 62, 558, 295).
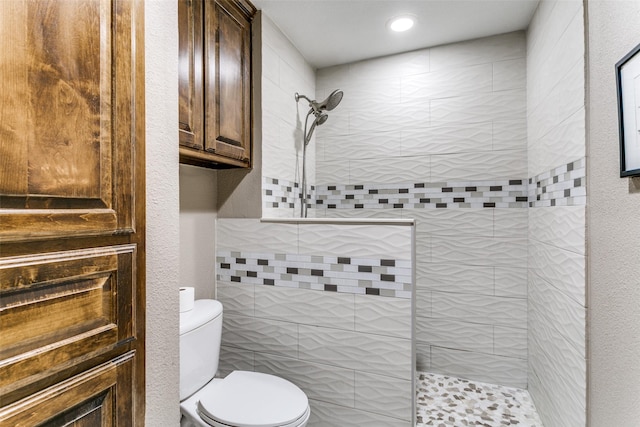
(388, 14, 416, 33)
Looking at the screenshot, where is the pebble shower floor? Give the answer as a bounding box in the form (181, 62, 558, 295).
(416, 372, 543, 426)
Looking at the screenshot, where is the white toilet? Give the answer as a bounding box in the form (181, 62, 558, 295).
(180, 299, 311, 427)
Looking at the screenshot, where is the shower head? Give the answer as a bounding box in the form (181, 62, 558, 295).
(316, 89, 343, 112)
(314, 112, 328, 126)
(295, 89, 343, 114)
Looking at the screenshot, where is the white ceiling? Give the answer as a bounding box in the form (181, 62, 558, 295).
(252, 0, 540, 69)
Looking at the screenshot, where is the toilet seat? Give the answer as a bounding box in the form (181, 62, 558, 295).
(196, 371, 310, 427)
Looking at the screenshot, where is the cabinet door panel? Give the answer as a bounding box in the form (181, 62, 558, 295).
(0, 352, 135, 427)
(0, 245, 136, 401)
(179, 0, 204, 149)
(204, 0, 251, 163)
(0, 0, 140, 241)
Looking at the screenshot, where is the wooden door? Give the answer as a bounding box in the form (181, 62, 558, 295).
(204, 0, 252, 165)
(179, 0, 205, 150)
(0, 0, 145, 424)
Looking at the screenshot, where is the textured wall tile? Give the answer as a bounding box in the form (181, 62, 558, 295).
(416, 343, 431, 371)
(431, 291, 527, 328)
(349, 48, 430, 80)
(307, 399, 410, 427)
(431, 149, 527, 181)
(401, 63, 493, 101)
(417, 263, 494, 296)
(262, 43, 280, 85)
(431, 346, 527, 388)
(336, 76, 401, 111)
(349, 155, 430, 185)
(355, 294, 411, 339)
(298, 325, 412, 379)
(529, 272, 585, 356)
(316, 158, 350, 185)
(222, 314, 298, 357)
(430, 32, 525, 71)
(416, 317, 494, 354)
(430, 90, 526, 124)
(415, 289, 431, 318)
(254, 285, 355, 330)
(492, 118, 528, 151)
(298, 224, 412, 260)
(217, 219, 298, 254)
(322, 208, 404, 219)
(314, 108, 349, 137)
(355, 371, 413, 420)
(218, 345, 254, 378)
(494, 209, 529, 238)
(401, 121, 493, 156)
(431, 236, 527, 267)
(254, 353, 355, 408)
(410, 208, 494, 237)
(262, 135, 300, 184)
(494, 267, 528, 298)
(493, 58, 526, 92)
(529, 206, 585, 254)
(319, 132, 398, 162)
(528, 240, 585, 305)
(216, 281, 255, 316)
(494, 326, 528, 359)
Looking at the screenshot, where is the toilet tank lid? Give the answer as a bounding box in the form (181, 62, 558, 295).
(179, 299, 222, 335)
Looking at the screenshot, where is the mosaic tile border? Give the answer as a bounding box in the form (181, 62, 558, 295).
(316, 179, 528, 209)
(528, 157, 586, 207)
(262, 176, 314, 209)
(217, 250, 412, 299)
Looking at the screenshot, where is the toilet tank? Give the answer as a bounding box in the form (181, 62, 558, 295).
(180, 299, 223, 400)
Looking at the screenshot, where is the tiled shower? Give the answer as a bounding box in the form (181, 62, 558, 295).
(216, 0, 587, 426)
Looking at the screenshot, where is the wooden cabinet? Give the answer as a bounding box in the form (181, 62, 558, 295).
(179, 0, 255, 169)
(0, 0, 145, 424)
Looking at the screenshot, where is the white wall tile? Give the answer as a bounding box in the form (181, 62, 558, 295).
(349, 156, 430, 185)
(355, 372, 413, 420)
(254, 353, 355, 408)
(319, 132, 398, 163)
(431, 291, 527, 328)
(417, 263, 494, 296)
(297, 224, 412, 260)
(494, 267, 528, 298)
(222, 314, 298, 357)
(298, 325, 412, 379)
(401, 64, 493, 101)
(216, 281, 255, 316)
(316, 158, 350, 185)
(492, 118, 528, 151)
(431, 90, 526, 124)
(349, 48, 430, 80)
(431, 236, 527, 267)
(401, 122, 493, 156)
(430, 346, 527, 388)
(431, 149, 527, 181)
(409, 208, 494, 237)
(416, 317, 494, 354)
(254, 285, 355, 330)
(494, 326, 528, 359)
(493, 58, 526, 92)
(355, 294, 411, 339)
(430, 32, 525, 72)
(529, 206, 585, 254)
(416, 343, 431, 371)
(494, 209, 529, 238)
(218, 345, 254, 378)
(307, 399, 409, 427)
(217, 219, 298, 253)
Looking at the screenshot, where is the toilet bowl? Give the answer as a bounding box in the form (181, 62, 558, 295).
(179, 300, 310, 427)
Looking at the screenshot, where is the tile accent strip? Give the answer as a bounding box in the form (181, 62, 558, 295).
(217, 250, 412, 299)
(262, 176, 314, 209)
(316, 179, 528, 209)
(528, 158, 586, 207)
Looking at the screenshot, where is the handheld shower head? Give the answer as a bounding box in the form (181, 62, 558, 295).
(295, 89, 343, 113)
(316, 89, 343, 112)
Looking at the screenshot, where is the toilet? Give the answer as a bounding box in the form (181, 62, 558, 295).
(180, 299, 311, 427)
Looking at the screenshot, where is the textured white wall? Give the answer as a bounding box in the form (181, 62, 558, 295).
(180, 164, 217, 300)
(526, 1, 586, 426)
(314, 33, 529, 388)
(261, 13, 316, 218)
(587, 0, 640, 424)
(145, 0, 181, 424)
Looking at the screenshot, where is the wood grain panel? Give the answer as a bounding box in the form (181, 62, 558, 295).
(0, 0, 139, 241)
(0, 245, 135, 398)
(179, 0, 204, 150)
(0, 352, 135, 427)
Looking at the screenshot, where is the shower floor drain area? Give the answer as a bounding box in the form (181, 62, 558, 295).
(416, 372, 543, 426)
